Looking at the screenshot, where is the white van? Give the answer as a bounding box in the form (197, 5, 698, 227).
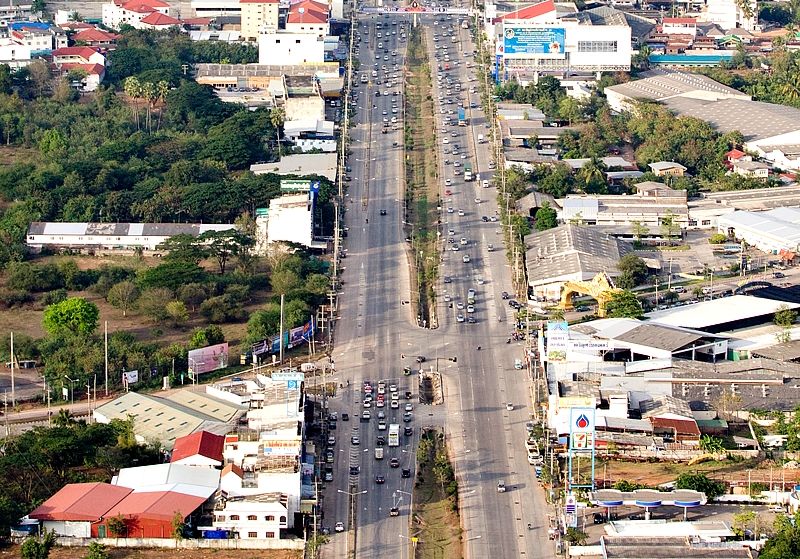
(477, 134, 485, 143)
(375, 448, 384, 460)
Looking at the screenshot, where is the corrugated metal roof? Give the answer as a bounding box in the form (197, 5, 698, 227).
(115, 463, 220, 494)
(29, 483, 132, 521)
(648, 295, 800, 329)
(171, 431, 225, 464)
(105, 491, 207, 521)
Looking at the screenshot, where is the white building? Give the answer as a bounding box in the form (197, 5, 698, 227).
(717, 208, 800, 254)
(250, 152, 337, 181)
(258, 31, 326, 65)
(8, 22, 67, 53)
(191, 0, 241, 17)
(212, 477, 290, 539)
(101, 0, 171, 30)
(263, 192, 316, 248)
(699, 0, 758, 32)
(26, 222, 237, 254)
(491, 0, 633, 81)
(285, 0, 329, 36)
(0, 39, 31, 68)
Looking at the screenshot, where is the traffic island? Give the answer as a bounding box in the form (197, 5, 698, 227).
(403, 25, 441, 330)
(411, 428, 462, 559)
(418, 371, 444, 405)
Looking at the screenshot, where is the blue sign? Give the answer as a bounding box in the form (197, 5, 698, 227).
(503, 27, 566, 56)
(287, 380, 298, 389)
(311, 181, 321, 193)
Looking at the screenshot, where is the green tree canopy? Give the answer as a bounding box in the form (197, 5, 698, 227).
(535, 201, 558, 231)
(42, 297, 99, 337)
(675, 472, 727, 500)
(616, 254, 649, 289)
(605, 290, 644, 319)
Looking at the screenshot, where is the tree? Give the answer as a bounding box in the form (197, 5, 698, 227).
(699, 434, 725, 454)
(564, 527, 588, 545)
(605, 290, 644, 319)
(137, 261, 208, 291)
(305, 273, 330, 296)
(760, 512, 800, 559)
(177, 283, 208, 312)
(84, 542, 110, 559)
(123, 76, 142, 129)
(157, 234, 209, 264)
(136, 288, 174, 322)
(709, 233, 728, 244)
(20, 530, 55, 559)
(165, 300, 189, 327)
(171, 510, 186, 540)
(106, 280, 139, 317)
(106, 515, 127, 537)
(535, 201, 558, 231)
(631, 220, 648, 244)
(38, 129, 67, 157)
(732, 509, 757, 537)
(270, 107, 286, 157)
(271, 269, 301, 295)
(43, 297, 99, 337)
(675, 472, 726, 500)
(660, 211, 681, 245)
(616, 254, 649, 289)
(188, 325, 225, 349)
(200, 229, 255, 275)
(775, 305, 797, 328)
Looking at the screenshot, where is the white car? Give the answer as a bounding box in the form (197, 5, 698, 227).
(443, 137, 450, 144)
(335, 522, 345, 532)
(405, 403, 413, 412)
(456, 314, 465, 322)
(506, 402, 514, 411)
(378, 421, 387, 430)
(458, 210, 465, 216)
(447, 207, 454, 213)
(463, 255, 471, 263)
(467, 305, 475, 313)
(459, 237, 468, 245)
(390, 400, 400, 409)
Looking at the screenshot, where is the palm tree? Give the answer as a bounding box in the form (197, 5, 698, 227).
(780, 66, 800, 104)
(123, 76, 142, 130)
(155, 80, 169, 131)
(141, 81, 156, 132)
(270, 107, 286, 158)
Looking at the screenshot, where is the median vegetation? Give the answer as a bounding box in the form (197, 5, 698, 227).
(413, 428, 462, 559)
(403, 26, 440, 328)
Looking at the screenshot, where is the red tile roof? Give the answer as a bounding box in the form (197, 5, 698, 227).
(221, 463, 244, 478)
(105, 491, 207, 521)
(663, 17, 696, 24)
(52, 46, 100, 59)
(29, 483, 132, 522)
(171, 431, 225, 463)
(726, 148, 746, 159)
(120, 0, 170, 10)
(650, 417, 700, 436)
(497, 0, 555, 21)
(140, 11, 182, 25)
(73, 28, 121, 42)
(60, 22, 95, 30)
(60, 63, 106, 76)
(287, 6, 328, 25)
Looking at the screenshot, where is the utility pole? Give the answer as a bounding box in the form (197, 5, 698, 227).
(9, 331, 15, 407)
(279, 293, 285, 364)
(104, 321, 109, 396)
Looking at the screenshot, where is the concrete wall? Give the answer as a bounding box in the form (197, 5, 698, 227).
(55, 536, 304, 550)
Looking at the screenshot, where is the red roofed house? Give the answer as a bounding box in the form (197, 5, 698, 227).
(58, 63, 106, 91)
(493, 0, 557, 23)
(171, 431, 225, 468)
(135, 11, 182, 30)
(725, 148, 752, 168)
(662, 17, 697, 37)
(52, 46, 106, 66)
(97, 491, 208, 538)
(101, 0, 171, 30)
(28, 482, 132, 537)
(285, 0, 329, 36)
(72, 27, 121, 48)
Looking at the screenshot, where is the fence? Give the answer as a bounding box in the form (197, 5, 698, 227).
(55, 536, 304, 551)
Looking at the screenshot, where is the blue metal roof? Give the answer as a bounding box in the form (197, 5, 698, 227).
(649, 54, 734, 66)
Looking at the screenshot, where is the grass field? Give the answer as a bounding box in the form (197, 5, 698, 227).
(3, 545, 302, 559)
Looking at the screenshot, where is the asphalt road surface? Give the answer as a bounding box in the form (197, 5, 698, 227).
(321, 8, 557, 559)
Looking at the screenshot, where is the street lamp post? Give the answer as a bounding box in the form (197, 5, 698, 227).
(337, 489, 367, 559)
(64, 376, 76, 407)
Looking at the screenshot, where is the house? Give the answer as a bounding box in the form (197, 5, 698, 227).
(98, 491, 209, 538)
(135, 11, 182, 29)
(28, 483, 132, 538)
(662, 17, 697, 37)
(731, 159, 770, 179)
(101, 0, 171, 30)
(725, 148, 751, 168)
(212, 486, 290, 539)
(285, 0, 329, 36)
(51, 46, 106, 66)
(0, 39, 31, 68)
(240, 0, 279, 41)
(648, 161, 687, 177)
(58, 63, 106, 91)
(71, 27, 121, 47)
(9, 22, 67, 53)
(171, 431, 226, 468)
(0, 0, 35, 23)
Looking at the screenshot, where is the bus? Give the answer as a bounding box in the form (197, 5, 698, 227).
(463, 163, 473, 182)
(388, 424, 400, 447)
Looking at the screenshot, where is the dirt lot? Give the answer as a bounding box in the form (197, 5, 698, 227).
(1, 546, 302, 559)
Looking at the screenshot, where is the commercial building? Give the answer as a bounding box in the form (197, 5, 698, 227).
(0, 39, 32, 68)
(8, 21, 67, 53)
(258, 32, 326, 65)
(250, 153, 337, 181)
(101, 0, 172, 30)
(488, 0, 644, 81)
(717, 208, 800, 254)
(524, 224, 631, 301)
(240, 0, 279, 42)
(263, 192, 317, 248)
(26, 222, 237, 254)
(648, 294, 800, 332)
(284, 0, 329, 36)
(28, 483, 133, 538)
(170, 431, 226, 468)
(687, 185, 800, 229)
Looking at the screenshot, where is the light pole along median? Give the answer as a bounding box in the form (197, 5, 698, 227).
(337, 488, 367, 559)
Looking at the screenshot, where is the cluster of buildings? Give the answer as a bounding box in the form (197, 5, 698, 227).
(24, 371, 317, 546)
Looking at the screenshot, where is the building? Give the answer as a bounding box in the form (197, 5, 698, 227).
(285, 0, 329, 36)
(211, 488, 290, 539)
(489, 0, 640, 81)
(731, 159, 770, 179)
(604, 70, 751, 114)
(51, 46, 106, 66)
(250, 153, 337, 181)
(171, 431, 226, 468)
(99, 491, 209, 538)
(26, 222, 237, 254)
(699, 0, 758, 32)
(524, 224, 631, 301)
(648, 294, 800, 332)
(662, 17, 697, 37)
(71, 28, 121, 48)
(263, 192, 316, 248)
(93, 390, 245, 448)
(258, 31, 326, 65)
(0, 39, 31, 68)
(28, 483, 132, 537)
(717, 208, 800, 254)
(240, 0, 279, 42)
(101, 0, 172, 30)
(134, 11, 182, 29)
(8, 22, 67, 53)
(57, 63, 106, 91)
(648, 161, 687, 177)
(0, 0, 34, 23)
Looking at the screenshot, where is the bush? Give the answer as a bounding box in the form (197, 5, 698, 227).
(137, 287, 174, 322)
(709, 233, 727, 244)
(189, 325, 225, 349)
(200, 294, 246, 323)
(41, 288, 68, 306)
(0, 288, 34, 308)
(5, 262, 65, 292)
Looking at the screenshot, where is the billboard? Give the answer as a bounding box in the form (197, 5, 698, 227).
(546, 321, 569, 362)
(503, 26, 566, 56)
(251, 318, 316, 357)
(188, 343, 229, 374)
(280, 180, 312, 192)
(122, 370, 139, 385)
(569, 407, 595, 450)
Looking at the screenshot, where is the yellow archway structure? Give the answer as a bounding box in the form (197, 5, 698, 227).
(559, 272, 621, 318)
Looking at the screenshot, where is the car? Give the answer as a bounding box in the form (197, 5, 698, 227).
(445, 178, 452, 186)
(390, 457, 400, 468)
(462, 255, 471, 263)
(593, 513, 605, 525)
(575, 305, 590, 312)
(444, 275, 452, 283)
(444, 294, 451, 302)
(380, 209, 387, 215)
(456, 314, 465, 322)
(502, 291, 509, 300)
(467, 316, 476, 323)
(451, 245, 460, 252)
(402, 468, 411, 478)
(389, 507, 400, 516)
(490, 216, 497, 222)
(335, 521, 345, 532)
(325, 450, 334, 463)
(327, 435, 336, 446)
(403, 412, 413, 422)
(390, 384, 398, 392)
(404, 426, 413, 436)
(506, 402, 514, 411)
(467, 305, 475, 313)
(447, 207, 454, 213)
(442, 137, 450, 144)
(497, 480, 507, 493)
(456, 302, 464, 310)
(377, 410, 386, 419)
(405, 403, 413, 411)
(375, 474, 386, 484)
(363, 400, 371, 408)
(361, 411, 371, 421)
(448, 229, 455, 236)
(445, 189, 452, 196)
(416, 355, 426, 363)
(460, 237, 468, 245)
(390, 400, 400, 409)
(351, 435, 360, 445)
(349, 465, 360, 475)
(391, 391, 399, 401)
(482, 180, 489, 188)
(458, 210, 465, 216)
(323, 468, 334, 482)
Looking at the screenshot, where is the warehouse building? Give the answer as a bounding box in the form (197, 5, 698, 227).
(717, 208, 800, 254)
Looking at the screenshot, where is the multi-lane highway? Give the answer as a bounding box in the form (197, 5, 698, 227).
(322, 6, 556, 559)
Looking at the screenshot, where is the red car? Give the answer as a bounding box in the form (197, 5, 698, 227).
(445, 189, 452, 196)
